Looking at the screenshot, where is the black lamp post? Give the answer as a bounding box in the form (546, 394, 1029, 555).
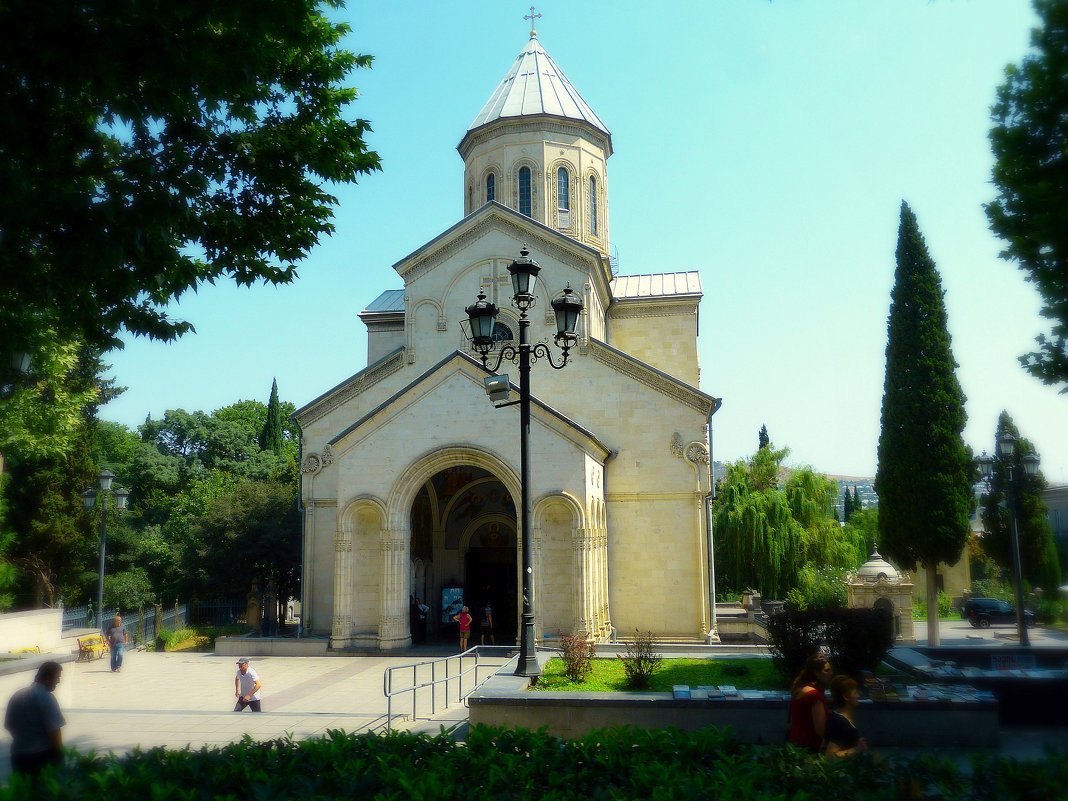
(977, 433, 1040, 647)
(465, 246, 583, 677)
(82, 469, 130, 630)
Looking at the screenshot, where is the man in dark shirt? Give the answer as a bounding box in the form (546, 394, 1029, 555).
(4, 661, 66, 776)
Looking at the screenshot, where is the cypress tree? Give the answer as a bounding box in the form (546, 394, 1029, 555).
(259, 379, 283, 455)
(875, 202, 973, 646)
(758, 424, 770, 451)
(853, 487, 862, 512)
(843, 487, 854, 523)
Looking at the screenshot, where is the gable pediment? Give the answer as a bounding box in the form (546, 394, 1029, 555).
(328, 350, 611, 460)
(392, 202, 612, 304)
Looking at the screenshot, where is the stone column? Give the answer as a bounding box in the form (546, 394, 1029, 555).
(378, 530, 410, 649)
(574, 528, 591, 635)
(330, 528, 353, 649)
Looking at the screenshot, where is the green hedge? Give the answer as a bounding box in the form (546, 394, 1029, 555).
(2, 726, 1065, 800)
(766, 608, 894, 683)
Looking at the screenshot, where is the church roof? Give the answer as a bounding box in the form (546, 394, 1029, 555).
(362, 289, 405, 315)
(611, 272, 702, 300)
(467, 33, 611, 139)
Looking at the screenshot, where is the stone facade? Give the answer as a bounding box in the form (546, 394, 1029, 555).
(294, 33, 720, 650)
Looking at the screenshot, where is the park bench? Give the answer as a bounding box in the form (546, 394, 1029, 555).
(77, 634, 109, 662)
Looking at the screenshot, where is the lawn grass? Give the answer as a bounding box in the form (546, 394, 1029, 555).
(533, 657, 784, 692)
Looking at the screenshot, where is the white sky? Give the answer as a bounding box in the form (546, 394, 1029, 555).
(100, 0, 1067, 483)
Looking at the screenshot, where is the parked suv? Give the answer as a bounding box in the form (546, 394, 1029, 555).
(961, 597, 1035, 628)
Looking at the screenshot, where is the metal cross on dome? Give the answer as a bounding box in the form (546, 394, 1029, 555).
(525, 6, 541, 37)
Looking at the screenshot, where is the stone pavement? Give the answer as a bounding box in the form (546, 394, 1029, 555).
(0, 648, 494, 783)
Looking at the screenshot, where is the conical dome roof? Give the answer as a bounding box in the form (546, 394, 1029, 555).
(466, 32, 611, 145)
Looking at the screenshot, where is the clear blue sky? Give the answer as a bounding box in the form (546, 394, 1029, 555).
(100, 0, 1067, 482)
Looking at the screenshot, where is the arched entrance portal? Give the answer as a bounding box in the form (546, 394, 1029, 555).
(409, 465, 517, 644)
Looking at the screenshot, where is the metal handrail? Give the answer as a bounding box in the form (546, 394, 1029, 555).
(383, 645, 515, 730)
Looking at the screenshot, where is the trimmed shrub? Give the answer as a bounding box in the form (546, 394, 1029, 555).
(557, 629, 596, 683)
(3, 725, 1065, 801)
(616, 629, 662, 689)
(766, 608, 893, 682)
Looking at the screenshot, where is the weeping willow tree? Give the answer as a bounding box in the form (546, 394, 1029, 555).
(714, 467, 805, 598)
(714, 446, 868, 601)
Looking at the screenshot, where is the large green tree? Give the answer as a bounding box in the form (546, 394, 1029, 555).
(875, 202, 974, 646)
(979, 412, 1061, 593)
(987, 0, 1068, 391)
(714, 444, 866, 601)
(0, 0, 380, 366)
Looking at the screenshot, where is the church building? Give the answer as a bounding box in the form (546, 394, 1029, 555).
(295, 25, 721, 649)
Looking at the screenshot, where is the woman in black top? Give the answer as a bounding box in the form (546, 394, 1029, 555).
(825, 675, 868, 758)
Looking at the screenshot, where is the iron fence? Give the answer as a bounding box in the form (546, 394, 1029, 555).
(62, 603, 188, 644)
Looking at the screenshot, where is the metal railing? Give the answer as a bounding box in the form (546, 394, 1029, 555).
(383, 645, 516, 730)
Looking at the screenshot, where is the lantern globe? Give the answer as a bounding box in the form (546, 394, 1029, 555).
(551, 283, 584, 338)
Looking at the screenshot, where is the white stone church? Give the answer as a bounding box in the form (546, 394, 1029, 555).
(295, 27, 721, 649)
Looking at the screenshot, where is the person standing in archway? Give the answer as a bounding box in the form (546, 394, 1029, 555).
(480, 601, 495, 645)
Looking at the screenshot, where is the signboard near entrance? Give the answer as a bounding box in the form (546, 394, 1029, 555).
(441, 587, 464, 623)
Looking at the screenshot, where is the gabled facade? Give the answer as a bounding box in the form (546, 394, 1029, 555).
(295, 30, 720, 649)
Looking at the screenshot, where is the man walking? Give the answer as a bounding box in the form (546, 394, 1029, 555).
(106, 615, 129, 672)
(4, 661, 66, 776)
(234, 658, 262, 712)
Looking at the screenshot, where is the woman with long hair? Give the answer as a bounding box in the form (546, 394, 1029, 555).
(787, 653, 832, 752)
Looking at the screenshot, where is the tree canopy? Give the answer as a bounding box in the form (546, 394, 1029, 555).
(875, 202, 973, 646)
(987, 0, 1068, 391)
(0, 0, 380, 366)
(714, 443, 866, 602)
(978, 411, 1061, 593)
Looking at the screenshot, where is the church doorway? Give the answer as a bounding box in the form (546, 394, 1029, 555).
(465, 523, 518, 644)
(409, 464, 517, 644)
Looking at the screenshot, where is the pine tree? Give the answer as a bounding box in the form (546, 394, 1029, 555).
(259, 379, 284, 456)
(875, 202, 973, 647)
(979, 411, 1060, 593)
(758, 425, 770, 451)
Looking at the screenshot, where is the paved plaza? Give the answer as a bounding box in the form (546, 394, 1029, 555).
(0, 648, 486, 782)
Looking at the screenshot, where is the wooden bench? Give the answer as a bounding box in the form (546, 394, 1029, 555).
(77, 634, 109, 662)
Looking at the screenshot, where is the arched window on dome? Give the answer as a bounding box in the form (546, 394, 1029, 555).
(557, 168, 569, 212)
(486, 173, 495, 203)
(589, 175, 598, 236)
(518, 166, 532, 217)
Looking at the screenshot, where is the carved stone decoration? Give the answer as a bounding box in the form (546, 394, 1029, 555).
(437, 315, 448, 331)
(300, 454, 322, 474)
(685, 442, 710, 465)
(670, 433, 685, 458)
(320, 444, 335, 468)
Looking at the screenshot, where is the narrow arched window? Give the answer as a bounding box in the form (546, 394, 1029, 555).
(589, 175, 598, 235)
(518, 166, 531, 217)
(557, 167, 569, 211)
(486, 173, 495, 203)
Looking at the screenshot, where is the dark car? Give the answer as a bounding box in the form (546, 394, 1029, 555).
(961, 597, 1035, 628)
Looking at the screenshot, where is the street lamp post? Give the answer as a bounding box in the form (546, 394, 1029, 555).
(465, 246, 583, 677)
(977, 433, 1040, 647)
(82, 469, 130, 631)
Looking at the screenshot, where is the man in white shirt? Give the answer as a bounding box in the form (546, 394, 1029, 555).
(234, 658, 263, 712)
